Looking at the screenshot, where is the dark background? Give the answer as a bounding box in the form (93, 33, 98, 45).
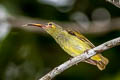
(0, 0, 120, 80)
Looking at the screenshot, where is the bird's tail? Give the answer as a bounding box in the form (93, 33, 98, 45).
(84, 54, 109, 70)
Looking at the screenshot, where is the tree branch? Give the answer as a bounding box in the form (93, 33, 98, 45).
(39, 37, 120, 80)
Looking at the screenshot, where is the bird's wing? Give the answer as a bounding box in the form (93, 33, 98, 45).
(67, 30, 95, 48)
(66, 30, 109, 70)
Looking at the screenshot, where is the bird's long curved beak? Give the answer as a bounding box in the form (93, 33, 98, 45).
(24, 23, 46, 28)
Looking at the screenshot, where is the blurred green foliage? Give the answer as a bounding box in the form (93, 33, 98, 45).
(0, 0, 120, 80)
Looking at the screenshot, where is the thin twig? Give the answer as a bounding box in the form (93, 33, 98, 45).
(39, 37, 120, 80)
(106, 0, 120, 8)
(8, 17, 120, 34)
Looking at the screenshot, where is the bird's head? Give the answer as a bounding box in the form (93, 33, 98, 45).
(25, 22, 62, 34)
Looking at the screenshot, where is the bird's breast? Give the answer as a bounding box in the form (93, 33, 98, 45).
(54, 34, 91, 57)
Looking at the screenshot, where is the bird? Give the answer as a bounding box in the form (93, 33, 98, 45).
(25, 22, 109, 70)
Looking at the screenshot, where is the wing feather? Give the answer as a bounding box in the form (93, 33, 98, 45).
(67, 30, 95, 48)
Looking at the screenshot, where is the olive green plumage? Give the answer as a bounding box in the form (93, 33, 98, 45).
(27, 22, 109, 70)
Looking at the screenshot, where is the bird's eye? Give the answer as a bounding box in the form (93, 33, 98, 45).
(48, 23, 52, 26)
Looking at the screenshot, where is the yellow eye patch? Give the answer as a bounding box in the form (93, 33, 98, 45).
(51, 25, 56, 29)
